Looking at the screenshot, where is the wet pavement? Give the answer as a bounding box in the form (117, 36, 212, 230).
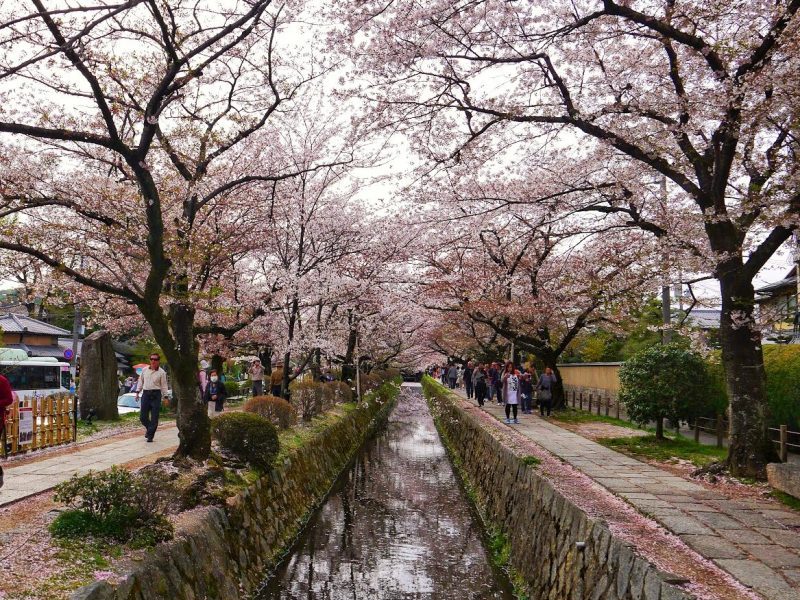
(257, 384, 514, 599)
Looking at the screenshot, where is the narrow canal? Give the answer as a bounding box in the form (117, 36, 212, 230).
(257, 384, 515, 599)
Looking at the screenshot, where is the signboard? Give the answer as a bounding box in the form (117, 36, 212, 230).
(63, 348, 74, 361)
(18, 407, 33, 445)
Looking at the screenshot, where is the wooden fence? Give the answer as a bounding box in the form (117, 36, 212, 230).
(3, 393, 76, 456)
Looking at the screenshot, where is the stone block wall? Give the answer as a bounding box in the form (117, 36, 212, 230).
(428, 389, 694, 600)
(767, 462, 800, 499)
(72, 395, 395, 600)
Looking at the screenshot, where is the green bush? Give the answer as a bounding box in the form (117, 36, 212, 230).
(224, 378, 244, 398)
(763, 345, 800, 430)
(50, 466, 175, 545)
(211, 412, 279, 470)
(619, 345, 714, 438)
(702, 346, 800, 430)
(53, 466, 135, 518)
(244, 395, 297, 429)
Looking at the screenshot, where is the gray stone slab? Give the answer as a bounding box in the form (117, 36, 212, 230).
(713, 559, 791, 593)
(654, 515, 714, 535)
(756, 527, 800, 550)
(689, 511, 747, 530)
(680, 534, 746, 559)
(740, 544, 800, 568)
(718, 528, 773, 545)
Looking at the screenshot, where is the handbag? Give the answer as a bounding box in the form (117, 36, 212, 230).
(538, 388, 552, 401)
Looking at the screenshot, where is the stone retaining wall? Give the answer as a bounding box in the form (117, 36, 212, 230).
(426, 383, 694, 600)
(72, 392, 396, 600)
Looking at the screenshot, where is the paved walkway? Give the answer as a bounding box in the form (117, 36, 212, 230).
(0, 424, 178, 506)
(459, 393, 800, 600)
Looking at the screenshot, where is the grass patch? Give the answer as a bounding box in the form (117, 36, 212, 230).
(521, 456, 541, 467)
(550, 408, 642, 431)
(599, 434, 727, 467)
(772, 490, 800, 511)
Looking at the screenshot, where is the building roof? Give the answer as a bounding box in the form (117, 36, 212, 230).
(755, 269, 797, 297)
(0, 313, 70, 336)
(5, 343, 69, 359)
(683, 309, 721, 329)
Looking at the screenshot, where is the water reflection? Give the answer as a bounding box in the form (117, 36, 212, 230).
(257, 386, 514, 599)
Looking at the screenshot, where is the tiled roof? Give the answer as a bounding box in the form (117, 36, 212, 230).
(0, 313, 71, 336)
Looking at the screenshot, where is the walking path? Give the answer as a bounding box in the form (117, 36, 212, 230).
(0, 424, 178, 506)
(458, 392, 800, 600)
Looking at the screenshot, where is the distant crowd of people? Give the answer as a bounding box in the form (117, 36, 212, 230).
(428, 361, 557, 424)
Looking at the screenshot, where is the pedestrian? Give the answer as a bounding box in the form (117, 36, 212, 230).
(204, 369, 227, 415)
(502, 361, 520, 424)
(440, 364, 448, 385)
(520, 371, 533, 414)
(270, 364, 284, 397)
(198, 360, 209, 395)
(537, 367, 558, 417)
(249, 359, 264, 397)
(447, 363, 458, 389)
(463, 361, 474, 399)
(472, 364, 487, 407)
(123, 375, 134, 393)
(136, 353, 168, 442)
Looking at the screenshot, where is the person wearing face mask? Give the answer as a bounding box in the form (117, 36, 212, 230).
(203, 369, 227, 415)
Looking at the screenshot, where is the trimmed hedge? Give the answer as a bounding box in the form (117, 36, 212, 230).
(244, 395, 297, 429)
(211, 412, 279, 470)
(705, 345, 800, 430)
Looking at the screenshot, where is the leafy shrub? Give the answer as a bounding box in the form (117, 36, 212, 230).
(702, 346, 800, 430)
(619, 344, 713, 439)
(326, 381, 353, 404)
(244, 395, 297, 429)
(53, 466, 135, 518)
(211, 412, 279, 470)
(290, 379, 326, 421)
(763, 345, 800, 430)
(50, 466, 176, 545)
(224, 379, 244, 398)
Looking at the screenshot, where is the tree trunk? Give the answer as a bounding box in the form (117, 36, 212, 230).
(259, 345, 272, 376)
(718, 272, 777, 478)
(655, 417, 664, 440)
(547, 359, 565, 410)
(155, 303, 210, 460)
(342, 326, 357, 382)
(282, 351, 291, 401)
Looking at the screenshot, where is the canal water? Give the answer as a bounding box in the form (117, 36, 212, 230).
(257, 384, 515, 599)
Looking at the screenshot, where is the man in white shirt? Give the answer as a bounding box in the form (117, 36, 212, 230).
(136, 353, 169, 442)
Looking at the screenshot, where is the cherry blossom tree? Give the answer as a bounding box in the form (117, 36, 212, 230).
(0, 0, 353, 459)
(340, 0, 800, 476)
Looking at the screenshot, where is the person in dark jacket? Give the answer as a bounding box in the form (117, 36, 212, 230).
(520, 371, 533, 414)
(536, 367, 557, 416)
(472, 365, 487, 407)
(204, 369, 227, 414)
(447, 364, 458, 389)
(463, 361, 474, 399)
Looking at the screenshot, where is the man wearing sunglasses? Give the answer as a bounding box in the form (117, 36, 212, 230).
(136, 354, 169, 442)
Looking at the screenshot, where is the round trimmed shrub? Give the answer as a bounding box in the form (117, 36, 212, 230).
(211, 412, 279, 470)
(290, 379, 326, 421)
(326, 380, 353, 404)
(619, 344, 713, 438)
(244, 395, 297, 429)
